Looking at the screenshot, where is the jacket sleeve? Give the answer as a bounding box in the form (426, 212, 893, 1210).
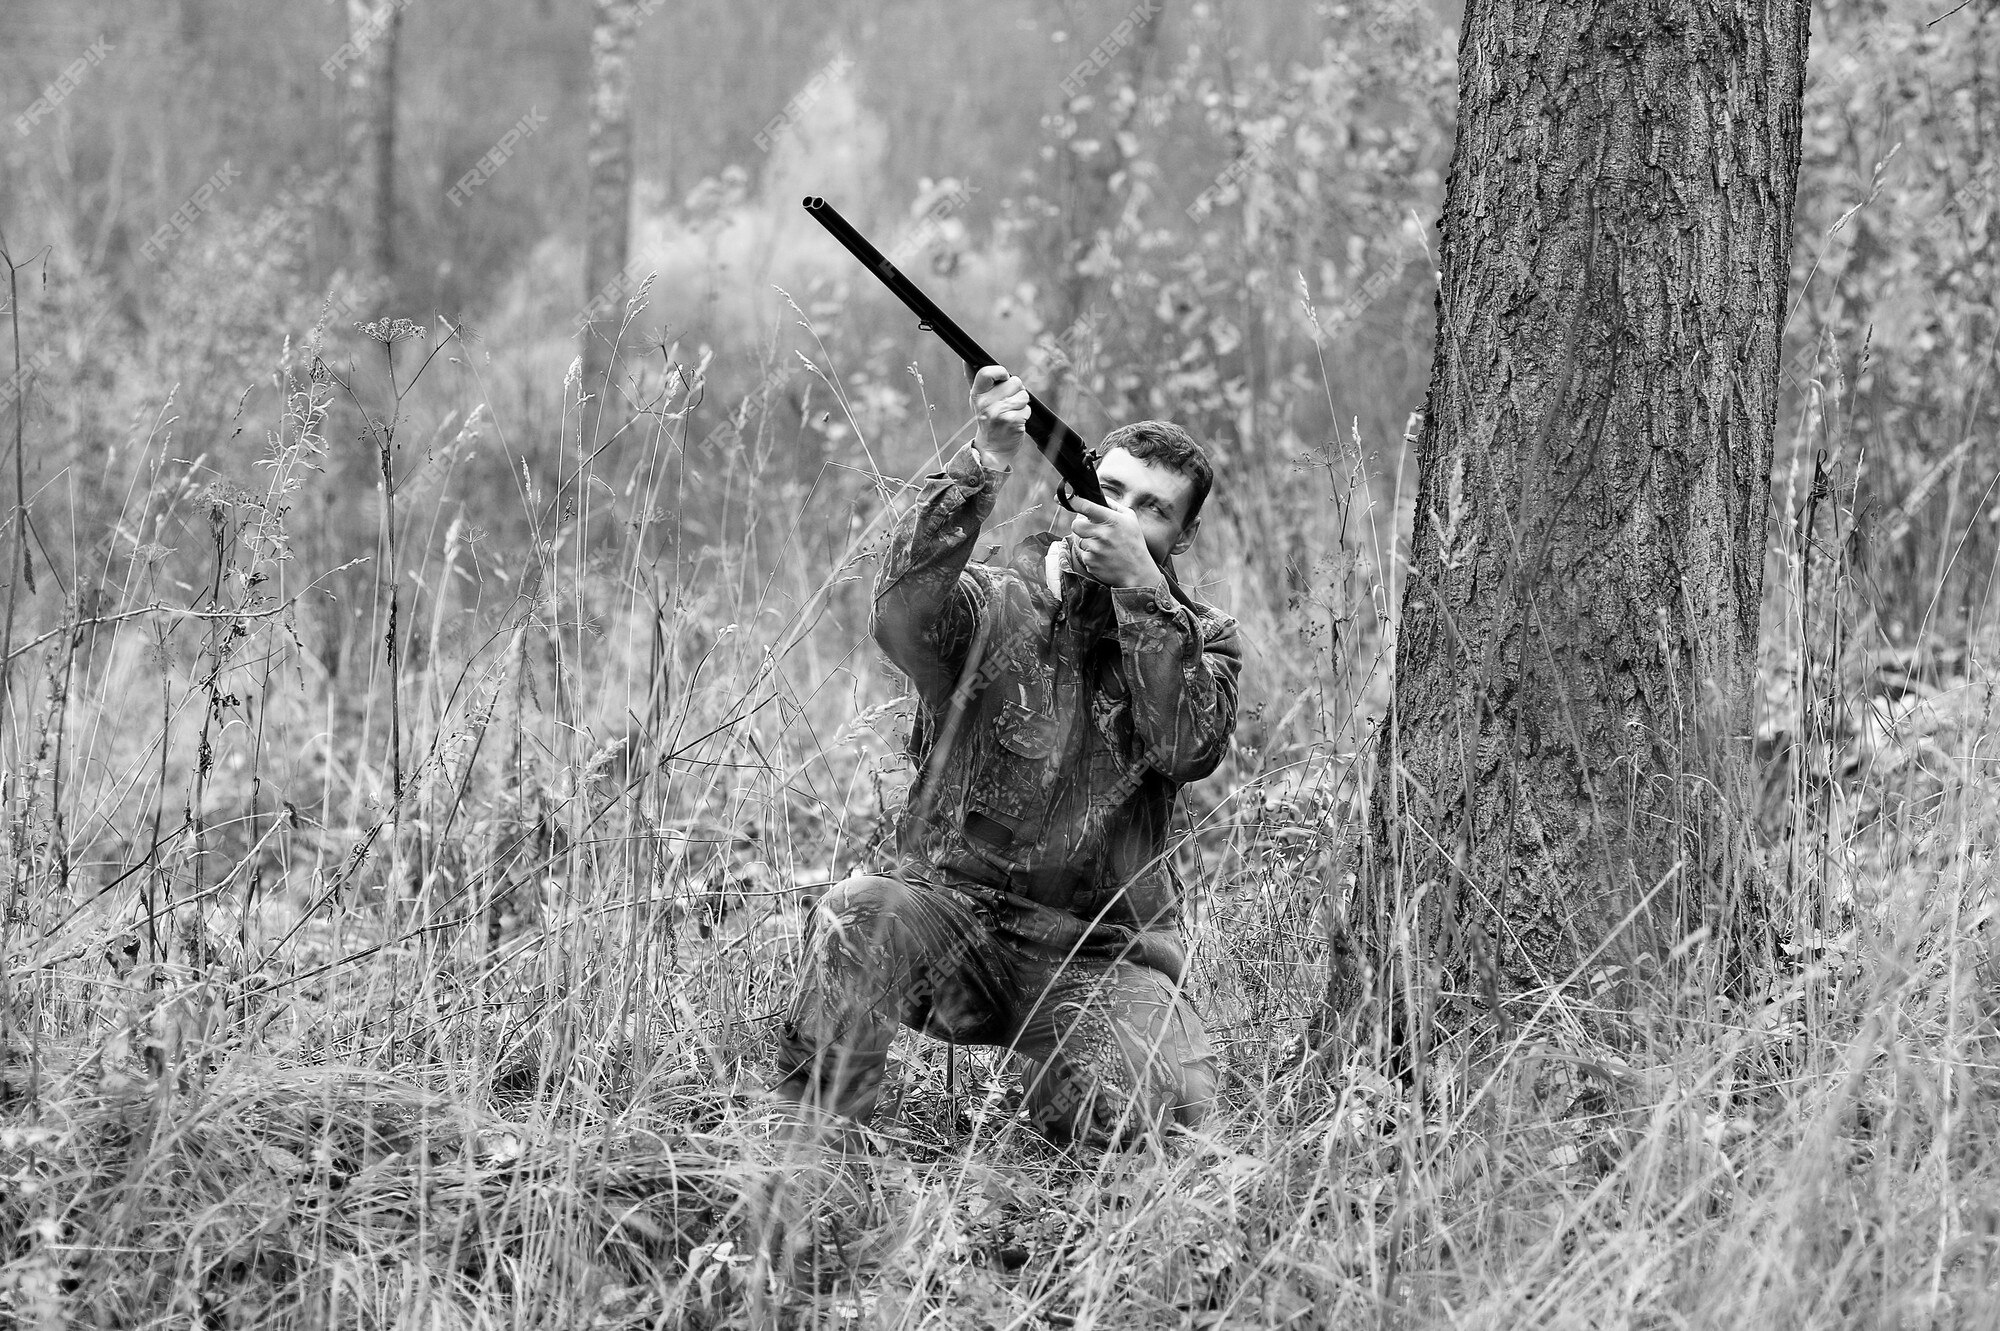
(1107, 583, 1241, 783)
(872, 444, 1008, 702)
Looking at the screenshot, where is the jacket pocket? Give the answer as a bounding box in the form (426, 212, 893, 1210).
(996, 699, 1057, 759)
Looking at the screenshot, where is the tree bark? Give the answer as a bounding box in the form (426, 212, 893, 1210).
(344, 0, 403, 287)
(582, 0, 644, 447)
(1362, 1, 1808, 1019)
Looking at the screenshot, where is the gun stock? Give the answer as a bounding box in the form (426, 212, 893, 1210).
(803, 195, 1105, 508)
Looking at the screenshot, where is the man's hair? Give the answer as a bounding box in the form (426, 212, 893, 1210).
(1097, 420, 1214, 528)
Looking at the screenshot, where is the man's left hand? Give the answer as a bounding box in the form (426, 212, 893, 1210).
(1066, 497, 1167, 591)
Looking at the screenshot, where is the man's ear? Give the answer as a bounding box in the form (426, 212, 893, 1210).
(1170, 515, 1200, 557)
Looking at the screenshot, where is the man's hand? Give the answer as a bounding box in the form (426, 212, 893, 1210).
(1067, 496, 1167, 591)
(971, 365, 1030, 465)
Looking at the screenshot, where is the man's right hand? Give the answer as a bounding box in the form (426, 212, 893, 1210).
(971, 365, 1030, 465)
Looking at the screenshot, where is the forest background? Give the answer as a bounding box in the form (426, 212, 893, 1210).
(1, 0, 1998, 1326)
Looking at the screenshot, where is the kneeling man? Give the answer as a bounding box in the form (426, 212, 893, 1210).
(771, 366, 1241, 1149)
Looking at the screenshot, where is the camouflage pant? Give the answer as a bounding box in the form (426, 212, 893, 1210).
(771, 875, 1217, 1149)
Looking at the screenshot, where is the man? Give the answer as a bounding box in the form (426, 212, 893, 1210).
(770, 365, 1240, 1150)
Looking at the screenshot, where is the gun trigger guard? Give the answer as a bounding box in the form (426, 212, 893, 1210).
(1055, 482, 1078, 513)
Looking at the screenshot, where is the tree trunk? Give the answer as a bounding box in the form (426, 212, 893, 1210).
(1039, 0, 1163, 415)
(344, 0, 403, 287)
(582, 0, 644, 447)
(1361, 2, 1808, 1023)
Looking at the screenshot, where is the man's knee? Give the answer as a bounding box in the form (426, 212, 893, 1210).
(1105, 966, 1217, 1125)
(1021, 1052, 1208, 1149)
(1167, 1029, 1219, 1129)
(1124, 997, 1217, 1130)
(811, 874, 909, 934)
(1020, 987, 1218, 1148)
(801, 875, 912, 968)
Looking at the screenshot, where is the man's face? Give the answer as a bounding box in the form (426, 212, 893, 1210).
(1094, 447, 1200, 565)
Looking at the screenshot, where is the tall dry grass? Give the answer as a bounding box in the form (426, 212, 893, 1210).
(0, 292, 1994, 1331)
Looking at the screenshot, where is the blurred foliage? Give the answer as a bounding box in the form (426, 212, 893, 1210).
(1789, 0, 2000, 640)
(0, 0, 1451, 513)
(0, 0, 1995, 646)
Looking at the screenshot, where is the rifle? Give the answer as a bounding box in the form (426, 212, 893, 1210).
(803, 195, 1106, 508)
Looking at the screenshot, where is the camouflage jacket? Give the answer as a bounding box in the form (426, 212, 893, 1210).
(873, 444, 1241, 973)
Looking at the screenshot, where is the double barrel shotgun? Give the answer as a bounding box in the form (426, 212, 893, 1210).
(803, 195, 1106, 509)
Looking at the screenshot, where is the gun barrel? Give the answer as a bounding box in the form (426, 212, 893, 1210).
(803, 196, 1104, 506)
(803, 195, 991, 370)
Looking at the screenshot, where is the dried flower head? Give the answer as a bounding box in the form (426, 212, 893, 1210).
(355, 317, 427, 345)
